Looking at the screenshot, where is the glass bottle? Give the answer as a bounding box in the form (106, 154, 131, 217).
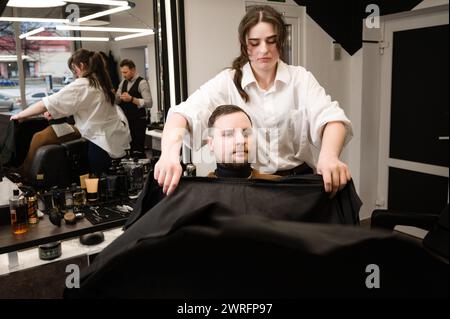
(25, 191, 39, 225)
(65, 187, 74, 214)
(73, 186, 86, 213)
(10, 189, 28, 235)
(128, 158, 144, 198)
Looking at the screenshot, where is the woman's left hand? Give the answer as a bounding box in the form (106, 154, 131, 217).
(316, 155, 351, 198)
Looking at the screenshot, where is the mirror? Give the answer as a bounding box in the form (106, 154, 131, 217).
(0, 0, 164, 125)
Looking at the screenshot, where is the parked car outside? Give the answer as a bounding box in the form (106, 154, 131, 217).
(17, 91, 54, 106)
(0, 92, 16, 111)
(63, 75, 74, 85)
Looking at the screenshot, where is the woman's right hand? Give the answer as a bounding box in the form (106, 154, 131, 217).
(10, 114, 21, 121)
(154, 153, 183, 196)
(43, 111, 53, 120)
(154, 112, 188, 195)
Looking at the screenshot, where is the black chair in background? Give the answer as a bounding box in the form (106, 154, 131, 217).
(2, 117, 49, 168)
(28, 138, 89, 190)
(371, 204, 449, 261)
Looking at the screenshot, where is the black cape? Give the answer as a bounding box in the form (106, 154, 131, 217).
(65, 176, 448, 298)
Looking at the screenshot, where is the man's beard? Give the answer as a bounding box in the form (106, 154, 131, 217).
(220, 162, 249, 169)
(224, 150, 248, 168)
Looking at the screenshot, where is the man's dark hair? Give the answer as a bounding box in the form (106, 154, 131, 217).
(208, 104, 253, 128)
(119, 59, 136, 69)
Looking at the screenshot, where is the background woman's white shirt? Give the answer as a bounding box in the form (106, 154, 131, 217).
(168, 60, 352, 173)
(42, 77, 131, 158)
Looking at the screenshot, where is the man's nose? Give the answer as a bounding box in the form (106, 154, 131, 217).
(235, 131, 246, 144)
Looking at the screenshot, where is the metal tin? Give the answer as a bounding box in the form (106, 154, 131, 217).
(38, 242, 62, 260)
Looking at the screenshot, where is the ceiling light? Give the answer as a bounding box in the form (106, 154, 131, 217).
(0, 17, 68, 23)
(19, 27, 45, 39)
(77, 5, 131, 23)
(56, 25, 151, 33)
(114, 30, 154, 41)
(26, 36, 109, 41)
(64, 0, 129, 5)
(7, 0, 66, 7)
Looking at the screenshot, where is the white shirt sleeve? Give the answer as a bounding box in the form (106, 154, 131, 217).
(168, 70, 230, 150)
(138, 79, 152, 108)
(304, 71, 353, 148)
(42, 81, 82, 119)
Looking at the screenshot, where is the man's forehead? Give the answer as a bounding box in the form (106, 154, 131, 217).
(213, 112, 251, 127)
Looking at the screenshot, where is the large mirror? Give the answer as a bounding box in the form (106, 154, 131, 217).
(0, 0, 164, 124)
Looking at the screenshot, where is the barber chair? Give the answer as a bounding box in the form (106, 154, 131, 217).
(2, 117, 49, 168)
(371, 204, 449, 261)
(28, 138, 89, 190)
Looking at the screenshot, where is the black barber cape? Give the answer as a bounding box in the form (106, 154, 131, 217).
(125, 174, 362, 230)
(66, 176, 448, 298)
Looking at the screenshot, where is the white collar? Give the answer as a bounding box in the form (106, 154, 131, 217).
(241, 60, 290, 89)
(127, 74, 140, 83)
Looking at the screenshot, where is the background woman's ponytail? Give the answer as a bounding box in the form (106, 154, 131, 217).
(88, 52, 115, 105)
(69, 49, 115, 105)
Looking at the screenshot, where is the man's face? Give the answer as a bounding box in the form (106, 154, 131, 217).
(120, 66, 136, 81)
(208, 112, 253, 165)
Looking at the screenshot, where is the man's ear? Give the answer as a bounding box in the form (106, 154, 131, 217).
(207, 136, 214, 152)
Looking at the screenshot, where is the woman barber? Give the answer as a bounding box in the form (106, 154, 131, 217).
(11, 48, 131, 177)
(155, 5, 353, 196)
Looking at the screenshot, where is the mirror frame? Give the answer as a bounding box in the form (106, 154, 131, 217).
(154, 0, 188, 122)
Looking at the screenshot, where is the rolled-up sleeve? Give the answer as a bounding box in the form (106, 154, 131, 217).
(138, 80, 152, 108)
(305, 71, 353, 148)
(42, 83, 81, 119)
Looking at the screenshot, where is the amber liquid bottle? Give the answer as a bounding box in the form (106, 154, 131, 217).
(10, 189, 28, 235)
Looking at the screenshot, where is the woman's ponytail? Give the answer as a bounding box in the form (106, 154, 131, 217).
(69, 49, 115, 106)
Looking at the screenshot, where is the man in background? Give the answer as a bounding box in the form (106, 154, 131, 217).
(116, 59, 152, 158)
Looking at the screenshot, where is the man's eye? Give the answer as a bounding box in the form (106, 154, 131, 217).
(243, 129, 252, 137)
(222, 130, 234, 137)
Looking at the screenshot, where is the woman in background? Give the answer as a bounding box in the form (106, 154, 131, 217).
(11, 48, 131, 177)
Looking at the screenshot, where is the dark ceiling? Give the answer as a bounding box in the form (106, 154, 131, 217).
(0, 1, 7, 17)
(293, 0, 423, 55)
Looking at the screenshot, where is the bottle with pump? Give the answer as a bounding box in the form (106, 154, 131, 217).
(10, 189, 28, 235)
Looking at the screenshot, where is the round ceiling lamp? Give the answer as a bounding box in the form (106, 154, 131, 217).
(7, 0, 67, 8)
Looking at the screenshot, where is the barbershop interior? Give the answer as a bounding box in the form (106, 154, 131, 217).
(0, 0, 448, 300)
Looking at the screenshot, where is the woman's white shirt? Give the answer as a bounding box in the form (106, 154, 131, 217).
(169, 60, 353, 173)
(43, 77, 131, 158)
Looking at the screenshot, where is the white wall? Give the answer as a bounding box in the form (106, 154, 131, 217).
(184, 0, 243, 95)
(301, 14, 366, 195)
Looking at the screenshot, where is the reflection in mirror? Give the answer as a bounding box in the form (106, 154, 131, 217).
(0, 0, 165, 126)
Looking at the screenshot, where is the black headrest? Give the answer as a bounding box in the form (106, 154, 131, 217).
(29, 144, 72, 189)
